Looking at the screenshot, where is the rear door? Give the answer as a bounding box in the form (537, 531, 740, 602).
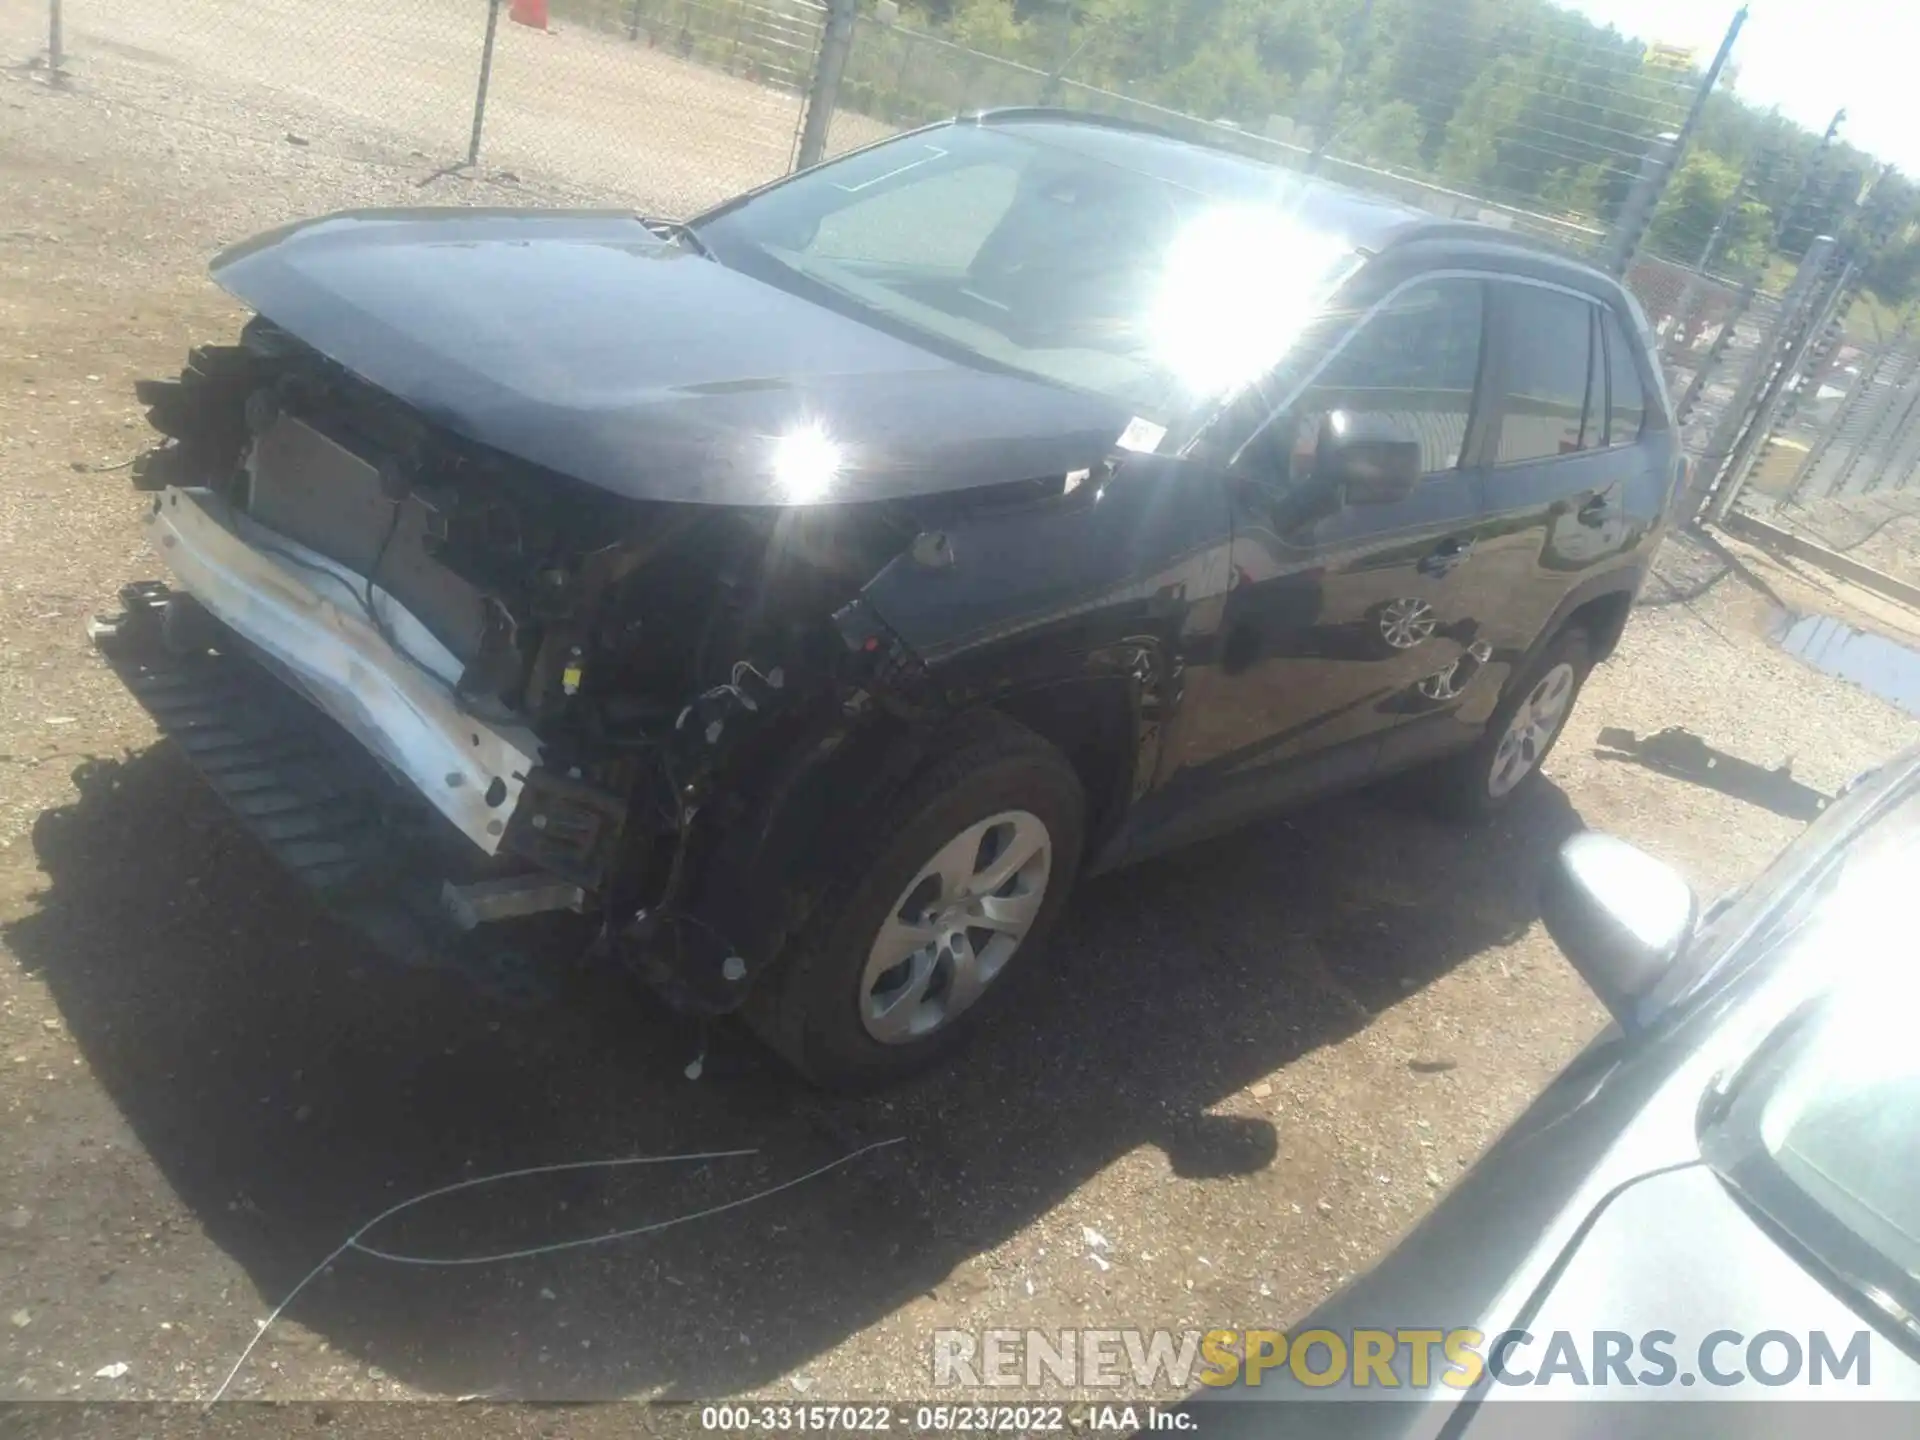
(1461, 280, 1628, 714)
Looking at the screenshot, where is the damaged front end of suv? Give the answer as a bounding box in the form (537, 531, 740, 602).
(96, 205, 1183, 1074)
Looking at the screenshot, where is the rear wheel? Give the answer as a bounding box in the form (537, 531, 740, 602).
(745, 714, 1085, 1088)
(1424, 627, 1591, 822)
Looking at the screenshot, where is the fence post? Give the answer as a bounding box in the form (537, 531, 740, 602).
(1708, 237, 1844, 521)
(1662, 147, 1764, 367)
(1789, 308, 1914, 502)
(628, 0, 644, 42)
(45, 0, 64, 84)
(1876, 393, 1920, 494)
(1717, 253, 1858, 515)
(1600, 6, 1746, 277)
(1603, 132, 1678, 277)
(1675, 278, 1758, 426)
(1863, 373, 1920, 495)
(468, 0, 503, 168)
(794, 0, 857, 172)
(1828, 342, 1920, 498)
(1686, 235, 1836, 520)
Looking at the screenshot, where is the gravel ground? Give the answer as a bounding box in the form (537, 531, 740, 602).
(4, 51, 1920, 1421)
(2, 0, 896, 218)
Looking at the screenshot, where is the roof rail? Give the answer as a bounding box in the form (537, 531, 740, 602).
(1387, 220, 1584, 262)
(963, 106, 1270, 156)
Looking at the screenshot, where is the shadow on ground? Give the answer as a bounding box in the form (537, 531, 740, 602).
(3, 743, 1581, 1400)
(1594, 725, 1832, 821)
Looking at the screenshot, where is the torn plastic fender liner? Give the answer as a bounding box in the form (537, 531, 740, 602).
(617, 710, 933, 1015)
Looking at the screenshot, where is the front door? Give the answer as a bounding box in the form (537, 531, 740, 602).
(1136, 275, 1495, 855)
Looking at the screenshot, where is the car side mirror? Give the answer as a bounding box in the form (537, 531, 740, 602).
(1314, 412, 1421, 507)
(1540, 833, 1698, 1033)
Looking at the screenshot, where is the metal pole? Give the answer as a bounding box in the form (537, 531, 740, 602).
(46, 0, 63, 84)
(468, 0, 503, 168)
(1603, 132, 1679, 277)
(1675, 278, 1758, 426)
(1765, 108, 1844, 262)
(1858, 378, 1920, 495)
(629, 0, 644, 42)
(1790, 307, 1915, 501)
(794, 0, 856, 171)
(1602, 5, 1747, 277)
(1710, 240, 1846, 520)
(1873, 387, 1920, 494)
(1829, 343, 1920, 497)
(1663, 146, 1763, 363)
(1689, 234, 1836, 519)
(1771, 256, 1860, 438)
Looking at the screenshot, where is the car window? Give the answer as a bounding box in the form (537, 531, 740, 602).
(1604, 309, 1647, 446)
(1757, 1006, 1920, 1280)
(1699, 825, 1920, 1335)
(807, 163, 1021, 273)
(1580, 311, 1605, 450)
(1281, 278, 1485, 483)
(696, 125, 1362, 418)
(1496, 286, 1598, 464)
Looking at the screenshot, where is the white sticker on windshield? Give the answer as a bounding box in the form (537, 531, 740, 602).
(1116, 417, 1167, 454)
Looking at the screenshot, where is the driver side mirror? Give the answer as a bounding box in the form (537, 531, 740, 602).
(1540, 832, 1698, 1033)
(1314, 411, 1422, 507)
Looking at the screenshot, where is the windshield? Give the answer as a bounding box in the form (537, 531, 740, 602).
(1759, 999, 1920, 1281)
(1702, 820, 1920, 1334)
(696, 122, 1362, 418)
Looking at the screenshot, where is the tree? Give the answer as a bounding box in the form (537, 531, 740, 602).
(1645, 150, 1772, 271)
(1434, 56, 1525, 193)
(881, 0, 1901, 272)
(1540, 163, 1608, 218)
(1348, 100, 1424, 170)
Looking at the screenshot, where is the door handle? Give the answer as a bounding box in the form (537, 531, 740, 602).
(1418, 537, 1475, 576)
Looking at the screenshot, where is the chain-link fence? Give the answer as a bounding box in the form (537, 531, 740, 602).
(33, 0, 826, 213)
(1785, 337, 1920, 501)
(21, 0, 1914, 517)
(1685, 253, 1920, 523)
(813, 5, 1675, 258)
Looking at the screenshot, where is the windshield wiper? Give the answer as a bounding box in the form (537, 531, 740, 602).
(640, 216, 715, 261)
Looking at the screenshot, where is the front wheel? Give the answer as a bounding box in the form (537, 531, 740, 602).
(1424, 627, 1591, 822)
(745, 714, 1085, 1088)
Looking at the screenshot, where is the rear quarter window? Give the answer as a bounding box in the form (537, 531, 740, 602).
(1604, 308, 1648, 445)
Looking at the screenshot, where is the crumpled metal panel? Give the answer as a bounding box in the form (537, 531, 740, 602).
(143, 486, 539, 855)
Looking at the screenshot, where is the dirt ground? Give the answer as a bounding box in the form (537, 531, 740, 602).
(3, 43, 1920, 1419)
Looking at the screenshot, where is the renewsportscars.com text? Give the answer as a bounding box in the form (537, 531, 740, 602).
(932, 1327, 1876, 1392)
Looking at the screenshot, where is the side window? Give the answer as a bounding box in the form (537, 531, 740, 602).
(1580, 311, 1606, 450)
(1286, 278, 1485, 482)
(1604, 309, 1648, 445)
(1496, 286, 1598, 464)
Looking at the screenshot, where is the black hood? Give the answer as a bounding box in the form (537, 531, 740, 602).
(211, 209, 1137, 507)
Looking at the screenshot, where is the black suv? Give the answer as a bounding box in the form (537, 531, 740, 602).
(103, 111, 1682, 1086)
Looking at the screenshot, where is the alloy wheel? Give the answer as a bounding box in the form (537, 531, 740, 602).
(1488, 661, 1576, 797)
(859, 810, 1052, 1044)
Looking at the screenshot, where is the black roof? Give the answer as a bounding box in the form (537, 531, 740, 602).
(967, 108, 1597, 272)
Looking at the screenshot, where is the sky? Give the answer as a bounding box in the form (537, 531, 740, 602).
(1569, 0, 1920, 173)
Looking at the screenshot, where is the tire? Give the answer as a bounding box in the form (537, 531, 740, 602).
(1424, 627, 1592, 822)
(745, 713, 1086, 1089)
